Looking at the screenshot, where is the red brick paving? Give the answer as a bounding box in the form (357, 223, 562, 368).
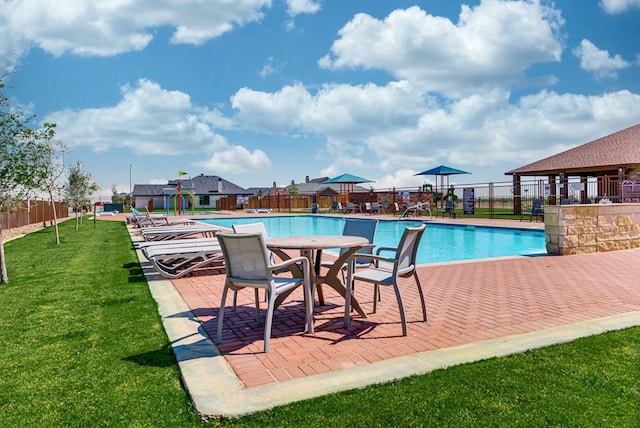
(172, 245, 640, 388)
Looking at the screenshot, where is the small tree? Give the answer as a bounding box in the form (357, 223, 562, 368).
(111, 185, 120, 204)
(0, 73, 51, 283)
(288, 186, 298, 213)
(256, 188, 264, 208)
(31, 122, 67, 244)
(64, 161, 98, 230)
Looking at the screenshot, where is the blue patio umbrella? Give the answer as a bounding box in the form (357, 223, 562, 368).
(322, 173, 375, 202)
(415, 165, 470, 205)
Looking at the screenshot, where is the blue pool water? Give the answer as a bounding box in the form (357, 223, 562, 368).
(198, 216, 546, 264)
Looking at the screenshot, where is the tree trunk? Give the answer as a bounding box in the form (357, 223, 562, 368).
(49, 192, 60, 244)
(0, 227, 8, 284)
(75, 211, 79, 230)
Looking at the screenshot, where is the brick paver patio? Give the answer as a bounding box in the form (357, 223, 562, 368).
(163, 214, 640, 389)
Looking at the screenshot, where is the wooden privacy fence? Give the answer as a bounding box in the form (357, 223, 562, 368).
(0, 200, 69, 230)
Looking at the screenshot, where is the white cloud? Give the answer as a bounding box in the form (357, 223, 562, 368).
(0, 0, 271, 66)
(231, 80, 428, 138)
(44, 79, 272, 176)
(573, 39, 631, 79)
(194, 146, 271, 173)
(372, 169, 425, 190)
(230, 76, 640, 183)
(45, 79, 221, 154)
(318, 1, 564, 98)
(149, 178, 168, 185)
(600, 0, 640, 14)
(259, 56, 286, 78)
(285, 0, 322, 17)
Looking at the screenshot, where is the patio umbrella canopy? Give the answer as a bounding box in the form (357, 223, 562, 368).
(322, 173, 375, 203)
(415, 165, 471, 206)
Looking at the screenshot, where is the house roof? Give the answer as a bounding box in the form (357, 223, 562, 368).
(132, 184, 170, 197)
(506, 123, 640, 176)
(132, 174, 247, 196)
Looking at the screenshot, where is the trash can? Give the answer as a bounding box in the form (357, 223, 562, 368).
(311, 203, 319, 214)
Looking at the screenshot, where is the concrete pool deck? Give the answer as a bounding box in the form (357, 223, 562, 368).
(118, 211, 640, 418)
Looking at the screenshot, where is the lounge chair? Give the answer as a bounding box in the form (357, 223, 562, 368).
(370, 202, 380, 214)
(215, 232, 313, 353)
(250, 208, 272, 214)
(344, 224, 427, 335)
(142, 240, 224, 279)
(127, 207, 151, 226)
(520, 198, 544, 222)
(140, 224, 221, 241)
(394, 202, 401, 215)
(128, 207, 193, 228)
(421, 202, 432, 217)
(136, 237, 220, 256)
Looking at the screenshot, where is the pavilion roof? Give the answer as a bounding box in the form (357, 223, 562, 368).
(506, 123, 640, 176)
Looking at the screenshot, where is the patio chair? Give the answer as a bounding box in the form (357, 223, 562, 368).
(232, 222, 288, 269)
(345, 202, 360, 213)
(437, 199, 456, 218)
(232, 222, 302, 305)
(215, 232, 313, 353)
(319, 218, 378, 284)
(520, 198, 544, 222)
(344, 224, 427, 336)
(330, 201, 342, 213)
(370, 202, 380, 214)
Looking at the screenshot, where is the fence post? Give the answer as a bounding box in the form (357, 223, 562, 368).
(488, 183, 494, 219)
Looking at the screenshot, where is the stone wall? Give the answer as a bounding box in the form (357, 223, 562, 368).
(545, 204, 640, 255)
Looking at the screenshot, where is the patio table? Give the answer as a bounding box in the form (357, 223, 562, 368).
(266, 235, 370, 319)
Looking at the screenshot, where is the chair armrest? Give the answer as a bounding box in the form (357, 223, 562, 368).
(375, 246, 397, 256)
(346, 253, 396, 265)
(270, 256, 309, 274)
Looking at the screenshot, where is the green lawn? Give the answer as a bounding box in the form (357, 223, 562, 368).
(0, 218, 637, 427)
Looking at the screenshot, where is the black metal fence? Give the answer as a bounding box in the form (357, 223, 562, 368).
(236, 174, 635, 218)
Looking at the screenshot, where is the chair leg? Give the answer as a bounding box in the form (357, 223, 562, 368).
(344, 271, 353, 328)
(413, 272, 428, 322)
(263, 291, 277, 353)
(372, 282, 379, 313)
(254, 288, 262, 325)
(392, 280, 407, 336)
(216, 285, 230, 344)
(232, 290, 238, 310)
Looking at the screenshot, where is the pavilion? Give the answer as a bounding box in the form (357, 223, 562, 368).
(506, 123, 640, 212)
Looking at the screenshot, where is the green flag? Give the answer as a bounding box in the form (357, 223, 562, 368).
(178, 171, 188, 176)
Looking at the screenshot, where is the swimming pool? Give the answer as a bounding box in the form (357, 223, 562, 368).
(199, 216, 546, 264)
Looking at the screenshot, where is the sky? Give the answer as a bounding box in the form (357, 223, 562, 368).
(1, 0, 640, 199)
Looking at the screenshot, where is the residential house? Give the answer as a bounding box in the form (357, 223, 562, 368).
(132, 174, 247, 212)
